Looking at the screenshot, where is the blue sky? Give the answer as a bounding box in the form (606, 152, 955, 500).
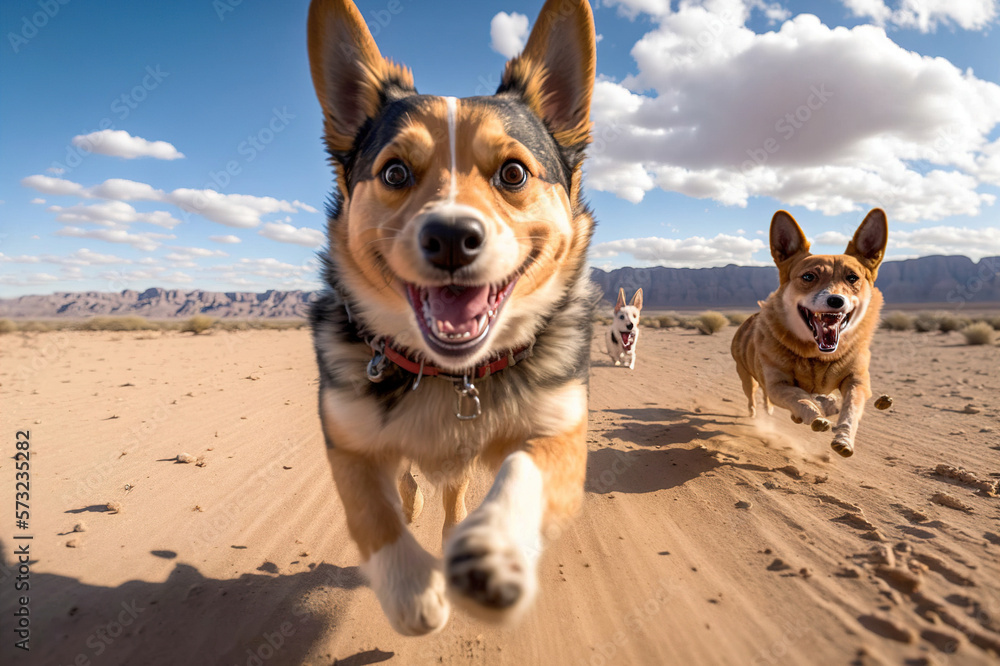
(1, 0, 998, 296)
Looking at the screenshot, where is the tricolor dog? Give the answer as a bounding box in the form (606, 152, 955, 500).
(605, 288, 642, 369)
(731, 209, 888, 457)
(307, 0, 597, 634)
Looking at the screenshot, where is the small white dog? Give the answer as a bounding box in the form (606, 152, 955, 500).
(605, 288, 643, 369)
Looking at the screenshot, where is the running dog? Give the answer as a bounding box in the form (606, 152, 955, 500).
(307, 0, 597, 635)
(731, 209, 888, 457)
(605, 288, 642, 369)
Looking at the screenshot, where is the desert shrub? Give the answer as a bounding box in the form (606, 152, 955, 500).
(77, 316, 157, 332)
(726, 312, 751, 326)
(656, 314, 679, 328)
(639, 316, 659, 328)
(938, 315, 969, 333)
(912, 312, 940, 333)
(696, 311, 728, 335)
(988, 316, 1000, 331)
(881, 311, 913, 331)
(218, 320, 250, 332)
(181, 315, 216, 335)
(0, 319, 16, 334)
(961, 322, 995, 346)
(17, 321, 50, 333)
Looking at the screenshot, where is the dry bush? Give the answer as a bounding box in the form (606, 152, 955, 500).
(961, 322, 995, 346)
(912, 312, 941, 333)
(181, 315, 216, 335)
(988, 316, 1000, 331)
(0, 319, 16, 334)
(938, 315, 968, 333)
(17, 321, 51, 333)
(881, 311, 913, 331)
(656, 314, 680, 328)
(696, 311, 728, 335)
(725, 312, 752, 326)
(639, 316, 659, 328)
(77, 316, 158, 332)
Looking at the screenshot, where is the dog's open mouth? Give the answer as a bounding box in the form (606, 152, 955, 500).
(406, 279, 518, 358)
(620, 331, 633, 350)
(799, 306, 851, 353)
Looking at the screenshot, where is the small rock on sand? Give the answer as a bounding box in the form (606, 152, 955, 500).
(735, 500, 752, 509)
(66, 538, 80, 548)
(931, 492, 974, 513)
(874, 395, 893, 410)
(177, 453, 197, 463)
(961, 404, 981, 414)
(106, 501, 123, 514)
(72, 522, 86, 533)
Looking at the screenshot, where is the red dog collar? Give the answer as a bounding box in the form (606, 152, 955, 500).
(379, 339, 532, 381)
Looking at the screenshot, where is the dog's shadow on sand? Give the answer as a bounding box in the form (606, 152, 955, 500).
(586, 407, 741, 495)
(0, 540, 366, 666)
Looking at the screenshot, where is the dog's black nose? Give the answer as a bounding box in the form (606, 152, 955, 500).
(827, 295, 845, 308)
(626, 323, 634, 330)
(419, 217, 485, 271)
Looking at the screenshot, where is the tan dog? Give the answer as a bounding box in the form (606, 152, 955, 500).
(731, 208, 888, 457)
(605, 288, 642, 369)
(307, 0, 597, 635)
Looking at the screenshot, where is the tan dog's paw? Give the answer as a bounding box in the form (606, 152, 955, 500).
(874, 394, 893, 410)
(831, 434, 854, 457)
(365, 534, 450, 636)
(810, 418, 831, 432)
(791, 414, 803, 424)
(445, 511, 536, 621)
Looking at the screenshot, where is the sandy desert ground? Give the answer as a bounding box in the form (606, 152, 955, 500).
(1, 323, 998, 666)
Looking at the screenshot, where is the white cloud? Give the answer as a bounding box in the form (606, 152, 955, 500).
(0, 253, 42, 264)
(592, 233, 766, 267)
(22, 175, 312, 228)
(71, 130, 185, 160)
(30, 198, 45, 204)
(490, 12, 530, 58)
(36, 248, 130, 266)
(45, 166, 65, 175)
(55, 226, 174, 252)
(842, 0, 998, 32)
(888, 225, 1000, 260)
(586, 7, 1000, 222)
(0, 272, 61, 287)
(48, 201, 181, 229)
(169, 246, 228, 258)
(209, 235, 241, 244)
(258, 221, 325, 247)
(21, 174, 85, 197)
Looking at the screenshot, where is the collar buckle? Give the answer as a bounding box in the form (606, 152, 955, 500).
(453, 375, 481, 421)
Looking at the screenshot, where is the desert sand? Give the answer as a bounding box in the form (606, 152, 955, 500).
(1, 324, 998, 665)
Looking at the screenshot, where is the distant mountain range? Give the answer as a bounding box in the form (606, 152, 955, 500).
(1, 255, 997, 319)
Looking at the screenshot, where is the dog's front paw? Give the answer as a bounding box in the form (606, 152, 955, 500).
(364, 534, 450, 636)
(810, 417, 831, 432)
(814, 394, 840, 416)
(445, 510, 537, 621)
(831, 428, 854, 457)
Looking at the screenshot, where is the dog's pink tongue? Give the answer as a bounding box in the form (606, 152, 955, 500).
(426, 285, 490, 334)
(815, 313, 842, 351)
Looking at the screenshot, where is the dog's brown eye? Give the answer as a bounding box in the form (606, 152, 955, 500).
(497, 160, 528, 189)
(802, 273, 816, 282)
(381, 160, 411, 188)
(846, 273, 859, 284)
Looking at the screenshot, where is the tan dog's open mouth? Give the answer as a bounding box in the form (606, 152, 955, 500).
(407, 278, 518, 358)
(799, 306, 851, 353)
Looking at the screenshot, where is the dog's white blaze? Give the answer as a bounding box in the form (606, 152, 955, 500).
(445, 96, 458, 204)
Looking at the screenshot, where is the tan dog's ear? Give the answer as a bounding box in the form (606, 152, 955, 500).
(630, 289, 643, 311)
(615, 288, 626, 313)
(846, 208, 888, 279)
(308, 0, 416, 154)
(770, 210, 810, 282)
(498, 0, 596, 151)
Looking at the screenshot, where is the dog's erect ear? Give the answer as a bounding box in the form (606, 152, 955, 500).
(630, 289, 643, 311)
(307, 0, 416, 154)
(846, 208, 888, 279)
(615, 288, 626, 313)
(498, 0, 596, 152)
(770, 210, 810, 281)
